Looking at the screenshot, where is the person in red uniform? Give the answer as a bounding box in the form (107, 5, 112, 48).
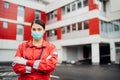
(12, 19, 58, 80)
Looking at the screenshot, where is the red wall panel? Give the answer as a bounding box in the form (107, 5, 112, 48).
(43, 32, 47, 41)
(24, 7, 35, 23)
(41, 11, 47, 40)
(57, 8, 61, 21)
(24, 26, 32, 41)
(41, 11, 46, 24)
(88, 0, 98, 11)
(56, 27, 62, 40)
(89, 18, 100, 35)
(0, 21, 16, 40)
(0, 0, 17, 20)
(56, 8, 62, 40)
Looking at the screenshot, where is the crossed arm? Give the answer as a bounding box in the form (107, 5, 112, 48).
(12, 45, 58, 74)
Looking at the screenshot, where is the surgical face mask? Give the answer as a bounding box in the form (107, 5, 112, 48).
(31, 31, 44, 40)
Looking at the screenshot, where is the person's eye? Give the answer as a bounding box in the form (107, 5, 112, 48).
(32, 28, 36, 31)
(38, 28, 42, 31)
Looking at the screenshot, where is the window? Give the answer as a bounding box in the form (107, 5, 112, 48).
(49, 30, 52, 36)
(51, 29, 56, 36)
(111, 20, 120, 32)
(16, 24, 24, 41)
(47, 31, 50, 37)
(83, 0, 88, 7)
(72, 23, 76, 32)
(101, 21, 107, 33)
(84, 21, 89, 29)
(50, 11, 53, 19)
(4, 2, 9, 8)
(103, 1, 106, 12)
(3, 21, 8, 29)
(115, 42, 120, 47)
(78, 22, 82, 30)
(49, 29, 56, 37)
(114, 24, 119, 31)
(67, 4, 70, 13)
(108, 23, 113, 32)
(67, 25, 71, 33)
(47, 13, 50, 21)
(17, 25, 23, 35)
(18, 6, 24, 22)
(35, 11, 40, 19)
(62, 27, 66, 34)
(53, 10, 57, 18)
(62, 6, 66, 14)
(77, 1, 82, 8)
(101, 21, 104, 32)
(72, 3, 76, 11)
(18, 6, 24, 17)
(49, 11, 57, 20)
(17, 28, 23, 35)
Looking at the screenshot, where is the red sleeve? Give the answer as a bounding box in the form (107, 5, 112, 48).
(12, 43, 35, 74)
(26, 45, 58, 73)
(12, 63, 26, 74)
(12, 44, 25, 74)
(12, 62, 35, 74)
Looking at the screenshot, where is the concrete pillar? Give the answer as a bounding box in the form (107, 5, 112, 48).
(110, 42, 116, 63)
(62, 47, 67, 61)
(91, 43, 100, 65)
(77, 46, 84, 60)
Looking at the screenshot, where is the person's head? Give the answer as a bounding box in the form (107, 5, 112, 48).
(31, 19, 45, 40)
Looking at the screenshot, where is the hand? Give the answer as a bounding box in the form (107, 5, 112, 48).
(13, 57, 27, 65)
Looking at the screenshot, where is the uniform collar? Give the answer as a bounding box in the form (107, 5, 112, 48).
(27, 39, 47, 48)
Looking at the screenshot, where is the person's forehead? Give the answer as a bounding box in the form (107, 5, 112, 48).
(32, 23, 43, 28)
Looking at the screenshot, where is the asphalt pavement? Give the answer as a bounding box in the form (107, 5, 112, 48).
(51, 64, 120, 80)
(0, 64, 120, 80)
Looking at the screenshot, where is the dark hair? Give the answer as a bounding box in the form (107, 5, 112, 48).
(31, 19, 45, 29)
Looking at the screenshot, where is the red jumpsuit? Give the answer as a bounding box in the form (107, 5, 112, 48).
(12, 40, 58, 80)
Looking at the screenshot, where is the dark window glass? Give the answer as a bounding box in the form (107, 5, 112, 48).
(62, 6, 66, 14)
(83, 0, 88, 7)
(67, 5, 70, 13)
(4, 2, 9, 8)
(78, 1, 82, 8)
(47, 31, 49, 37)
(72, 3, 76, 11)
(62, 27, 66, 34)
(67, 25, 71, 33)
(78, 22, 82, 30)
(72, 24, 76, 31)
(84, 21, 89, 29)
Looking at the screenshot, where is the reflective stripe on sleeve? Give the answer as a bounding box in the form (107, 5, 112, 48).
(46, 55, 52, 60)
(26, 66, 31, 73)
(53, 52, 58, 55)
(33, 60, 40, 69)
(12, 62, 16, 66)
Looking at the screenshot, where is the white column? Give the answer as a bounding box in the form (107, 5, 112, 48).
(57, 49, 62, 63)
(110, 42, 116, 63)
(62, 47, 67, 61)
(77, 46, 84, 60)
(91, 43, 100, 65)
